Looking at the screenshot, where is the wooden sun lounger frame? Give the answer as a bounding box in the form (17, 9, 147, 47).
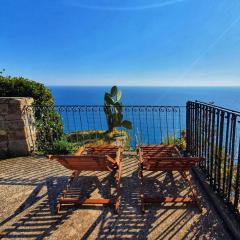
(48, 145, 123, 213)
(137, 144, 205, 212)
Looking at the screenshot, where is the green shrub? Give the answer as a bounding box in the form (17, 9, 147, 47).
(35, 108, 64, 152)
(162, 130, 186, 151)
(0, 76, 64, 153)
(67, 129, 130, 149)
(48, 139, 74, 155)
(0, 76, 54, 106)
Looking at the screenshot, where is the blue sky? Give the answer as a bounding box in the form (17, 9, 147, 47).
(1, 0, 240, 86)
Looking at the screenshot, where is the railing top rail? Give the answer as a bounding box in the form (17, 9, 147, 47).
(28, 105, 186, 107)
(23, 105, 186, 110)
(188, 100, 240, 116)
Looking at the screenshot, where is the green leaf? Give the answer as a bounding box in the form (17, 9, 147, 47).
(114, 102, 123, 113)
(121, 120, 132, 129)
(117, 113, 123, 124)
(112, 113, 119, 126)
(111, 86, 118, 97)
(116, 89, 122, 102)
(112, 113, 122, 126)
(104, 93, 114, 105)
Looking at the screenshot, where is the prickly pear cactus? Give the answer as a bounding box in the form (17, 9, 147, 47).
(104, 86, 132, 132)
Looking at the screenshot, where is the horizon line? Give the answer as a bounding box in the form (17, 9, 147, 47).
(46, 85, 240, 87)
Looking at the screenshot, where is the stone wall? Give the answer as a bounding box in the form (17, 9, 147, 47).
(0, 97, 36, 158)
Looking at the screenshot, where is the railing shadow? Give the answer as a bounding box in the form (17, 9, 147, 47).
(0, 182, 46, 227)
(0, 156, 70, 187)
(0, 167, 118, 239)
(0, 156, 229, 239)
(0, 176, 71, 239)
(80, 169, 201, 239)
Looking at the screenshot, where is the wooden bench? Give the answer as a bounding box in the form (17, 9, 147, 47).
(48, 145, 123, 213)
(137, 144, 205, 212)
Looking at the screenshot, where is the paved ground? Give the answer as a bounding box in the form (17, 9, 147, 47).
(0, 154, 230, 240)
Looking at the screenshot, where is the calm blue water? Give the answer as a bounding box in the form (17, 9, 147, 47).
(48, 86, 240, 146)
(49, 86, 240, 110)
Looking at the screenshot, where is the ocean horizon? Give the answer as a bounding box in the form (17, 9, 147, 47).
(49, 86, 240, 111)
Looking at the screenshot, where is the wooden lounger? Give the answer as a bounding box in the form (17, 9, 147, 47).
(137, 144, 205, 212)
(48, 145, 123, 213)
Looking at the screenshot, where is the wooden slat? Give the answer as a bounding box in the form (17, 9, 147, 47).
(58, 162, 110, 171)
(60, 197, 114, 204)
(143, 157, 205, 161)
(51, 155, 115, 171)
(144, 162, 201, 167)
(143, 154, 178, 157)
(138, 145, 205, 171)
(142, 151, 176, 155)
(144, 163, 198, 168)
(76, 144, 121, 158)
(140, 144, 171, 147)
(86, 146, 119, 151)
(143, 167, 193, 171)
(143, 197, 193, 203)
(141, 145, 181, 158)
(49, 155, 108, 159)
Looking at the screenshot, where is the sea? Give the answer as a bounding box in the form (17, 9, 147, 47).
(48, 86, 240, 147)
(49, 86, 240, 110)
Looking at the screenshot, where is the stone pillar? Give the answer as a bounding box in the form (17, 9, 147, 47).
(0, 97, 36, 158)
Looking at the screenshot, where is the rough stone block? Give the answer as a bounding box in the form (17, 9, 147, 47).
(0, 104, 8, 115)
(9, 98, 21, 105)
(8, 129, 27, 140)
(5, 113, 22, 121)
(0, 98, 8, 104)
(8, 140, 29, 155)
(0, 150, 8, 158)
(0, 130, 7, 135)
(0, 122, 5, 130)
(0, 134, 8, 141)
(6, 120, 25, 129)
(0, 97, 36, 157)
(0, 141, 8, 150)
(8, 104, 22, 114)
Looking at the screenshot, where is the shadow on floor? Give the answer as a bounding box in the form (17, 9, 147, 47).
(0, 156, 229, 239)
(0, 177, 71, 239)
(80, 170, 204, 240)
(0, 171, 118, 239)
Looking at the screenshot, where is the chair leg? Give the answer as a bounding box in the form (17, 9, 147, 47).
(57, 171, 81, 213)
(180, 171, 202, 213)
(115, 198, 120, 213)
(65, 170, 80, 192)
(56, 203, 61, 214)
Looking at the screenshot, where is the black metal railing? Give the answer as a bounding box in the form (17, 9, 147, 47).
(22, 102, 240, 216)
(187, 101, 240, 216)
(23, 105, 186, 150)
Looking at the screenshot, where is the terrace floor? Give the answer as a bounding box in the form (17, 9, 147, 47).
(0, 154, 230, 240)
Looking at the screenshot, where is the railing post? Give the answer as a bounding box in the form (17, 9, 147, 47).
(234, 140, 240, 210)
(186, 101, 191, 154)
